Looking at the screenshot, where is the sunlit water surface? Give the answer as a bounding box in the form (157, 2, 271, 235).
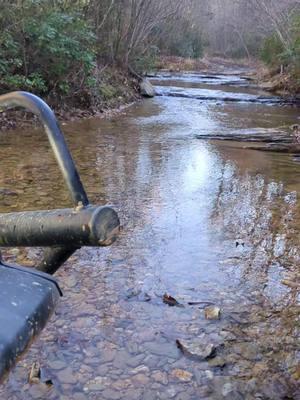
(0, 73, 299, 400)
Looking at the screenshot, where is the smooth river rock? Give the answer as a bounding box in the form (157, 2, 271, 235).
(140, 79, 155, 97)
(204, 306, 221, 320)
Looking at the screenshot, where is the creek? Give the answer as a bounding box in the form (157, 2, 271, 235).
(0, 69, 299, 399)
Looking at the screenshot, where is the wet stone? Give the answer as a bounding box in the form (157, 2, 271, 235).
(260, 376, 294, 400)
(28, 383, 53, 399)
(79, 364, 94, 374)
(64, 275, 77, 288)
(205, 370, 214, 380)
(292, 364, 300, 381)
(143, 355, 160, 368)
(131, 365, 150, 374)
(96, 364, 109, 375)
(113, 350, 131, 369)
(47, 360, 67, 371)
(152, 370, 168, 385)
(175, 392, 192, 400)
(111, 378, 131, 390)
(73, 393, 88, 400)
(102, 388, 122, 400)
(132, 373, 150, 386)
(204, 306, 221, 320)
(222, 382, 235, 396)
(143, 391, 159, 400)
(99, 349, 116, 363)
(126, 341, 139, 354)
(252, 362, 268, 376)
(208, 356, 226, 368)
(126, 354, 145, 367)
(123, 388, 143, 400)
(176, 339, 216, 360)
(151, 382, 163, 390)
(171, 368, 193, 382)
(162, 386, 179, 399)
(220, 330, 237, 341)
(194, 368, 207, 385)
(57, 367, 77, 384)
(134, 329, 157, 343)
(232, 342, 262, 361)
(73, 317, 95, 329)
(145, 341, 180, 358)
(82, 346, 99, 358)
(86, 357, 101, 365)
(245, 377, 258, 390)
(195, 385, 213, 398)
(84, 376, 110, 392)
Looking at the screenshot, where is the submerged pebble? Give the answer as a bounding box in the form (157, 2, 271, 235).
(204, 306, 221, 320)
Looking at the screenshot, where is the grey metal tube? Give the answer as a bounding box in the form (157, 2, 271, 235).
(37, 246, 79, 275)
(0, 206, 120, 247)
(0, 91, 89, 207)
(0, 92, 120, 274)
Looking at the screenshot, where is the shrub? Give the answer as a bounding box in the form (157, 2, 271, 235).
(0, 1, 96, 99)
(260, 13, 300, 74)
(260, 34, 284, 66)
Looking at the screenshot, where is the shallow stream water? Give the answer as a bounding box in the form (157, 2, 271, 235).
(0, 71, 299, 399)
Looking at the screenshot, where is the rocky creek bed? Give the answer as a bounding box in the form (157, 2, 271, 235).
(0, 69, 299, 399)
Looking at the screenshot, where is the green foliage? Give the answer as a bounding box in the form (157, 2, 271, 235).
(98, 84, 118, 101)
(260, 12, 300, 78)
(288, 14, 300, 68)
(0, 1, 96, 99)
(260, 34, 284, 66)
(2, 73, 47, 93)
(155, 15, 203, 60)
(131, 46, 160, 74)
(165, 24, 203, 59)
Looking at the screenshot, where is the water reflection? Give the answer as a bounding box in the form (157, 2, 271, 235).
(0, 74, 299, 399)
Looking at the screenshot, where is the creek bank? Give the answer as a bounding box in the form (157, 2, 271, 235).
(0, 100, 140, 132)
(155, 55, 253, 76)
(253, 66, 300, 97)
(0, 68, 141, 131)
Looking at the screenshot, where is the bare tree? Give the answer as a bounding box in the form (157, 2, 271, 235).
(250, 0, 300, 51)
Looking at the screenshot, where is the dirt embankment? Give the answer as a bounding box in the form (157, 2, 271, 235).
(252, 64, 300, 97)
(0, 68, 141, 131)
(156, 55, 255, 74)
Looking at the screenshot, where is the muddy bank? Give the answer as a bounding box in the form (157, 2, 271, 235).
(0, 70, 140, 131)
(156, 56, 254, 76)
(253, 64, 300, 97)
(0, 99, 140, 132)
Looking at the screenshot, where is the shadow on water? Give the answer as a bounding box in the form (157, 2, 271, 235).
(0, 72, 299, 399)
